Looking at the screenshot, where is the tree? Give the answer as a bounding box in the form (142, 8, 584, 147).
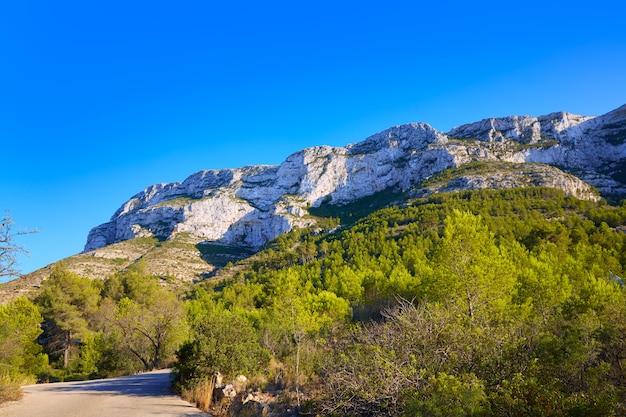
(264, 269, 351, 404)
(176, 308, 267, 385)
(429, 210, 515, 320)
(35, 264, 101, 368)
(404, 372, 488, 417)
(0, 297, 48, 378)
(112, 291, 185, 371)
(0, 211, 38, 279)
(318, 300, 459, 416)
(101, 266, 187, 371)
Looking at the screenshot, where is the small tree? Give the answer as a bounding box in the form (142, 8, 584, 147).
(112, 291, 185, 371)
(430, 210, 515, 321)
(0, 297, 48, 379)
(0, 211, 38, 279)
(174, 306, 267, 408)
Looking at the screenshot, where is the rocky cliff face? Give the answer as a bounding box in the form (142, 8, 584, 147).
(84, 104, 626, 252)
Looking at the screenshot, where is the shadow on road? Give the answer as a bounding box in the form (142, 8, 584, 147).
(2, 370, 211, 417)
(41, 370, 175, 397)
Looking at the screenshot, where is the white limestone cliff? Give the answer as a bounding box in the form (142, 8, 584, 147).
(84, 105, 626, 253)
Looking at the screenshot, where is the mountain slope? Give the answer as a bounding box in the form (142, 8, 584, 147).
(2, 105, 625, 304)
(85, 105, 626, 254)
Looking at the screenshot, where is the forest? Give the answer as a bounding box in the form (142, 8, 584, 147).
(3, 187, 626, 416)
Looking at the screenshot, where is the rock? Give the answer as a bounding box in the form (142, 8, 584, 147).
(84, 104, 626, 253)
(215, 383, 237, 401)
(235, 375, 248, 393)
(230, 393, 272, 417)
(414, 163, 600, 202)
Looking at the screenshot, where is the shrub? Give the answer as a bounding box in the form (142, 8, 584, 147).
(174, 308, 268, 391)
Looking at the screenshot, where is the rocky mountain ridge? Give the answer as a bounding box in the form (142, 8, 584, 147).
(84, 104, 626, 253)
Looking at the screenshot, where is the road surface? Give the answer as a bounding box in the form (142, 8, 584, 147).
(0, 369, 209, 417)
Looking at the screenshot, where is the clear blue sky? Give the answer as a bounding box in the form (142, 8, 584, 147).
(2, 0, 626, 281)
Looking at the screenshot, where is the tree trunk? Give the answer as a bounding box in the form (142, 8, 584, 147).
(63, 329, 71, 368)
(466, 285, 474, 319)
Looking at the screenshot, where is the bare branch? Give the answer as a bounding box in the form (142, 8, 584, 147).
(0, 211, 39, 278)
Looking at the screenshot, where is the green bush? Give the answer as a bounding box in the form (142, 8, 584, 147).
(404, 373, 488, 417)
(174, 308, 268, 389)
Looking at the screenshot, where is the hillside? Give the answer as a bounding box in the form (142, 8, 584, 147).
(5, 187, 626, 415)
(177, 186, 626, 415)
(0, 233, 255, 304)
(1, 104, 625, 304)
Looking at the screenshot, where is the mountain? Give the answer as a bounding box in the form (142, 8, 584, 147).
(84, 104, 626, 254)
(2, 104, 624, 304)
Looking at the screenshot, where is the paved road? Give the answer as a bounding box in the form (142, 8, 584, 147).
(0, 369, 209, 417)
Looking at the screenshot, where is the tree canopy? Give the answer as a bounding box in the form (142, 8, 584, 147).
(6, 187, 626, 415)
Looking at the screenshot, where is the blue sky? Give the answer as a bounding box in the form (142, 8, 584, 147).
(2, 0, 626, 281)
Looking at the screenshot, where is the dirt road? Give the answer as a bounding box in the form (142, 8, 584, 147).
(0, 369, 208, 417)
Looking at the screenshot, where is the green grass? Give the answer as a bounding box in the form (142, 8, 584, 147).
(126, 236, 161, 246)
(417, 162, 496, 188)
(512, 137, 559, 151)
(153, 195, 201, 208)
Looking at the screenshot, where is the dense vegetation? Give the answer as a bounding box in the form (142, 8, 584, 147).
(4, 187, 626, 416)
(0, 260, 188, 402)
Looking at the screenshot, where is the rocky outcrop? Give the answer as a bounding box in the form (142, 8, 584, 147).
(447, 112, 593, 144)
(413, 163, 600, 201)
(84, 105, 626, 253)
(447, 104, 626, 196)
(85, 123, 454, 251)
